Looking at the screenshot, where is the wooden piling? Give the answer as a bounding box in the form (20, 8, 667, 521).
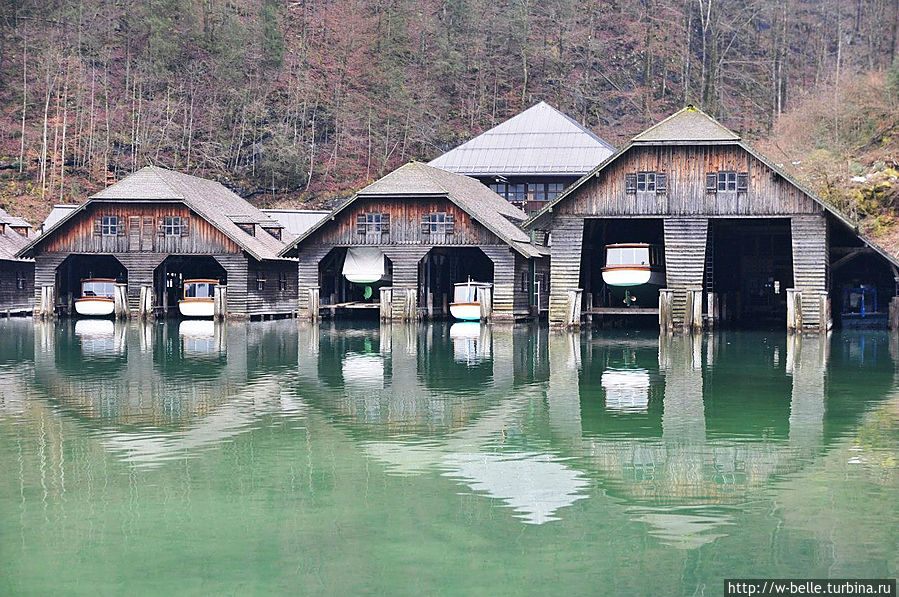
(889, 296, 899, 331)
(308, 286, 320, 322)
(38, 285, 55, 320)
(786, 288, 802, 332)
(565, 289, 582, 327)
(139, 285, 155, 321)
(479, 286, 493, 322)
(214, 285, 228, 321)
(659, 289, 674, 333)
(113, 283, 129, 320)
(706, 291, 718, 329)
(689, 289, 703, 333)
(403, 288, 417, 321)
(380, 287, 392, 321)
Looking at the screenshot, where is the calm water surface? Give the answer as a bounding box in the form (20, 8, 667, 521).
(0, 319, 896, 596)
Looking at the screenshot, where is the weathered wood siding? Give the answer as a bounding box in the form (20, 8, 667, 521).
(40, 203, 243, 254)
(548, 217, 584, 324)
(309, 196, 505, 246)
(214, 255, 249, 315)
(479, 246, 517, 319)
(297, 245, 333, 314)
(115, 253, 167, 311)
(557, 145, 824, 218)
(245, 259, 298, 316)
(382, 246, 430, 319)
(33, 254, 67, 311)
(0, 259, 34, 313)
(791, 216, 829, 329)
(663, 218, 709, 322)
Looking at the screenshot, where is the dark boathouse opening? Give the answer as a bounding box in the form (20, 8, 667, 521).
(55, 254, 127, 315)
(154, 255, 228, 318)
(318, 247, 393, 318)
(829, 220, 897, 329)
(420, 247, 494, 319)
(580, 218, 664, 320)
(709, 219, 793, 328)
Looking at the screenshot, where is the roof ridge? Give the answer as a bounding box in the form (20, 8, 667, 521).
(145, 165, 188, 199)
(414, 161, 451, 195)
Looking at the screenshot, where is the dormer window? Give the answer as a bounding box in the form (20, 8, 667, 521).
(263, 227, 281, 241)
(626, 172, 667, 195)
(707, 171, 749, 193)
(237, 223, 255, 236)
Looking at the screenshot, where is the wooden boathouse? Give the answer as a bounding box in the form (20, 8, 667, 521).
(0, 209, 34, 316)
(429, 101, 615, 216)
(526, 106, 899, 331)
(280, 161, 547, 321)
(18, 166, 297, 319)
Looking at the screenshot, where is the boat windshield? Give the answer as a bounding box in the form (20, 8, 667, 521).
(82, 281, 115, 298)
(184, 282, 214, 299)
(606, 246, 650, 267)
(454, 284, 478, 303)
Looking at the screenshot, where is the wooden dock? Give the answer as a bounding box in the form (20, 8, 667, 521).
(584, 307, 658, 316)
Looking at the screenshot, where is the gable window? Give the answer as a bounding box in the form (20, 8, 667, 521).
(421, 212, 455, 235)
(356, 212, 390, 235)
(706, 171, 749, 193)
(626, 172, 667, 195)
(164, 216, 184, 236)
(101, 216, 119, 236)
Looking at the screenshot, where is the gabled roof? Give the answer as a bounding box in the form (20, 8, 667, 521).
(40, 205, 79, 233)
(632, 105, 740, 143)
(428, 101, 615, 177)
(0, 208, 32, 262)
(523, 107, 899, 269)
(19, 166, 291, 261)
(280, 162, 545, 259)
(261, 210, 330, 240)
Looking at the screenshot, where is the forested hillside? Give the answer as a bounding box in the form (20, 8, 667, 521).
(0, 0, 897, 227)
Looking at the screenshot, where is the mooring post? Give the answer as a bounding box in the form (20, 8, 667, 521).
(706, 291, 718, 329)
(786, 288, 802, 332)
(659, 289, 673, 333)
(689, 289, 703, 333)
(889, 296, 899, 331)
(403, 288, 417, 321)
(379, 287, 392, 321)
(818, 291, 832, 332)
(139, 285, 155, 321)
(214, 285, 228, 321)
(479, 286, 493, 322)
(308, 286, 320, 322)
(565, 289, 583, 327)
(113, 283, 129, 320)
(683, 291, 694, 332)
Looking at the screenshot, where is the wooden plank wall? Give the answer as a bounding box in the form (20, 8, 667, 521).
(381, 246, 430, 319)
(791, 216, 828, 329)
(548, 217, 584, 324)
(33, 254, 67, 311)
(115, 253, 167, 312)
(0, 259, 34, 312)
(297, 245, 334, 315)
(559, 145, 824, 218)
(308, 196, 504, 247)
(39, 203, 242, 255)
(214, 255, 249, 315)
(479, 246, 517, 320)
(244, 259, 298, 316)
(663, 218, 709, 323)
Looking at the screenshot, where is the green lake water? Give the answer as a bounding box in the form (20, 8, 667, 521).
(0, 319, 896, 596)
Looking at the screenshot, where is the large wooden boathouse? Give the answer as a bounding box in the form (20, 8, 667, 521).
(0, 209, 34, 315)
(429, 101, 614, 215)
(526, 106, 899, 331)
(18, 166, 297, 319)
(280, 162, 547, 321)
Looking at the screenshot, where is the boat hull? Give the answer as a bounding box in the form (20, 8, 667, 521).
(75, 298, 115, 317)
(602, 268, 665, 307)
(450, 303, 482, 321)
(179, 300, 215, 318)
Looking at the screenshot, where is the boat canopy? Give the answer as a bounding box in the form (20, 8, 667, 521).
(453, 281, 490, 304)
(342, 247, 385, 284)
(81, 279, 116, 298)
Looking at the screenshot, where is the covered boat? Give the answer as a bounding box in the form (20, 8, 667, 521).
(74, 278, 116, 317)
(601, 244, 665, 306)
(450, 281, 491, 321)
(179, 279, 218, 318)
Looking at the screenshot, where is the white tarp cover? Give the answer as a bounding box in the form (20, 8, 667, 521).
(342, 247, 385, 284)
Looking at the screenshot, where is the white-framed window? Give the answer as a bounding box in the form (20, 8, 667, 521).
(717, 171, 737, 192)
(637, 172, 656, 192)
(101, 216, 119, 236)
(164, 216, 183, 236)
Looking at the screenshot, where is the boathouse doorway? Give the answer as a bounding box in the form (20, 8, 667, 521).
(419, 247, 493, 319)
(154, 256, 228, 318)
(709, 218, 793, 328)
(579, 218, 665, 314)
(55, 254, 128, 316)
(829, 219, 897, 328)
(318, 247, 393, 316)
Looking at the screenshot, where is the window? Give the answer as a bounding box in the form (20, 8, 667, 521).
(717, 171, 737, 192)
(236, 223, 255, 236)
(279, 271, 288, 291)
(488, 183, 507, 199)
(16, 272, 27, 290)
(356, 212, 390, 234)
(101, 216, 119, 236)
(255, 271, 266, 291)
(164, 216, 183, 236)
(546, 183, 565, 201)
(185, 282, 213, 298)
(637, 172, 656, 192)
(264, 227, 282, 241)
(421, 212, 455, 235)
(528, 183, 546, 202)
(626, 172, 667, 195)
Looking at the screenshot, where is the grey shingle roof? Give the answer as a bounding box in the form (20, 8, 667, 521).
(0, 209, 32, 262)
(280, 162, 545, 259)
(40, 205, 79, 233)
(20, 166, 291, 261)
(428, 101, 615, 176)
(632, 106, 740, 143)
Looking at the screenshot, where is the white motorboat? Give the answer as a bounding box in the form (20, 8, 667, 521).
(601, 244, 665, 305)
(450, 281, 491, 321)
(179, 279, 218, 318)
(74, 278, 116, 317)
